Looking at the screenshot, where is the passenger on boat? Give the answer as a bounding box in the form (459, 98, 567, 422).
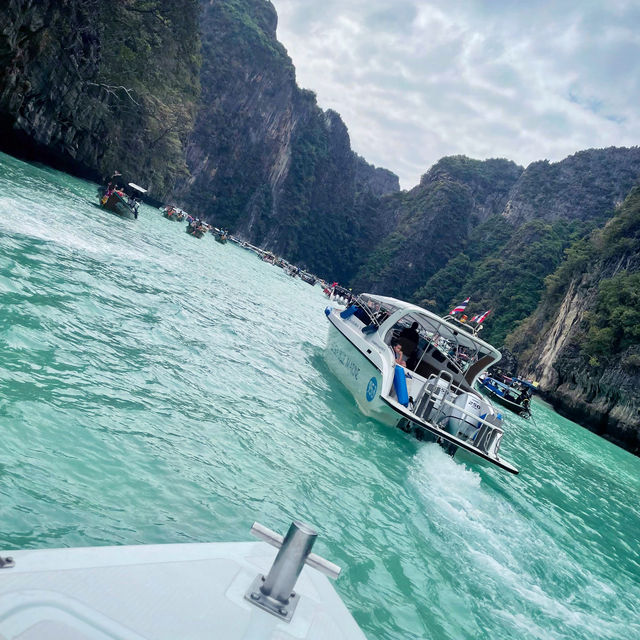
(516, 388, 531, 404)
(346, 289, 354, 305)
(107, 171, 124, 190)
(128, 197, 140, 219)
(393, 343, 407, 367)
(100, 182, 115, 205)
(399, 321, 420, 344)
(390, 321, 420, 367)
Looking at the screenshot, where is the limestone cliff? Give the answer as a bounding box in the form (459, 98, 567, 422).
(354, 154, 400, 198)
(502, 147, 640, 224)
(173, 0, 399, 281)
(0, 0, 103, 175)
(0, 0, 201, 197)
(396, 148, 640, 346)
(507, 187, 640, 453)
(351, 156, 524, 298)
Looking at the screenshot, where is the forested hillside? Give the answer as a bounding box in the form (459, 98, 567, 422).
(173, 0, 399, 281)
(506, 187, 640, 452)
(352, 156, 524, 300)
(397, 149, 640, 346)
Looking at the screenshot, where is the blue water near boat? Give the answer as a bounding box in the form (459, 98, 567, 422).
(0, 152, 639, 640)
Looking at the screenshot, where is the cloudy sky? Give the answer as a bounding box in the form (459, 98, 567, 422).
(270, 0, 640, 189)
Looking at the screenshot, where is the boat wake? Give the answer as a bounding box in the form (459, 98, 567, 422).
(410, 442, 482, 493)
(407, 445, 633, 640)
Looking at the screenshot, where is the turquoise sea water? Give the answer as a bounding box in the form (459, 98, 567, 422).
(0, 151, 639, 640)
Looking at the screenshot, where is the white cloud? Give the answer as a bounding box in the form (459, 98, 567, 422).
(271, 0, 640, 189)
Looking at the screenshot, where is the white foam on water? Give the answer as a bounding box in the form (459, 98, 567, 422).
(0, 189, 154, 266)
(408, 444, 635, 640)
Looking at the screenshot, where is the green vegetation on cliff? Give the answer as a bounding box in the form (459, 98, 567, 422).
(386, 150, 640, 347)
(354, 179, 474, 297)
(585, 272, 640, 362)
(0, 0, 201, 198)
(94, 0, 201, 195)
(419, 216, 596, 345)
(352, 156, 523, 298)
(502, 185, 640, 450)
(507, 186, 640, 365)
(579, 188, 640, 363)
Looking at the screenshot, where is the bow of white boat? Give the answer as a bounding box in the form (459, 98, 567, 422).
(0, 522, 366, 640)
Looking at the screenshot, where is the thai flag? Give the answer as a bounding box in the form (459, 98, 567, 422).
(476, 309, 491, 324)
(450, 297, 470, 314)
(470, 315, 478, 322)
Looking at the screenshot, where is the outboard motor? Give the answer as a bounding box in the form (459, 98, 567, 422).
(474, 412, 504, 456)
(446, 392, 486, 440)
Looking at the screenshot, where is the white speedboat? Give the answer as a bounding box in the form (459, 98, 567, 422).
(324, 294, 519, 475)
(0, 520, 366, 639)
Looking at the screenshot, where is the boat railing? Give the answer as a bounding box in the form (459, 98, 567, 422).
(334, 295, 382, 330)
(474, 420, 504, 455)
(442, 314, 482, 336)
(413, 370, 453, 419)
(411, 372, 504, 457)
(356, 297, 383, 328)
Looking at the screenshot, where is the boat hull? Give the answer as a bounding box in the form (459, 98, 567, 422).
(478, 382, 530, 417)
(186, 226, 204, 238)
(324, 308, 518, 474)
(101, 193, 136, 219)
(324, 320, 398, 427)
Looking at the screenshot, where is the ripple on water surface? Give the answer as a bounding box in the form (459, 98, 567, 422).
(1, 152, 639, 640)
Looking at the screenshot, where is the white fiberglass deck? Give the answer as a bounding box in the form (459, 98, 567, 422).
(0, 541, 366, 640)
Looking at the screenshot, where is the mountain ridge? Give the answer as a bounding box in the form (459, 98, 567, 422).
(1, 0, 639, 450)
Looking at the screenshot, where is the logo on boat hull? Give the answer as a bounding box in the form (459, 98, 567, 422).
(366, 377, 378, 402)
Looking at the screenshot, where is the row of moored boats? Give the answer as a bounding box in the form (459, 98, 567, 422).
(161, 205, 231, 242)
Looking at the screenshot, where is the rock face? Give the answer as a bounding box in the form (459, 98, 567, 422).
(503, 147, 640, 223)
(508, 187, 640, 453)
(173, 0, 399, 281)
(0, 0, 201, 197)
(0, 0, 102, 175)
(373, 148, 640, 347)
(354, 154, 400, 198)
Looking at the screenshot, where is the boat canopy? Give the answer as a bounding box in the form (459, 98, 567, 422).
(512, 377, 536, 389)
(486, 377, 512, 392)
(357, 293, 501, 379)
